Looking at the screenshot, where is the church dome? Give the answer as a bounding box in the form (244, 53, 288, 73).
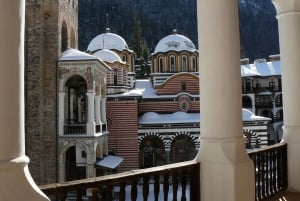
(93, 49, 124, 64)
(87, 28, 129, 52)
(153, 30, 196, 54)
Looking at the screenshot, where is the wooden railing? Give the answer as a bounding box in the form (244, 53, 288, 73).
(40, 160, 200, 201)
(40, 143, 288, 201)
(248, 142, 288, 201)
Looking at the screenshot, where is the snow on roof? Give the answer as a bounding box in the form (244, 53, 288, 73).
(59, 48, 99, 61)
(139, 109, 270, 124)
(139, 112, 200, 124)
(242, 109, 271, 121)
(241, 65, 260, 77)
(87, 30, 129, 52)
(135, 80, 157, 98)
(153, 31, 196, 54)
(242, 59, 281, 77)
(93, 49, 124, 64)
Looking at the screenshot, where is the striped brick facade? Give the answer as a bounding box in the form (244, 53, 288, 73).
(139, 98, 200, 113)
(156, 73, 199, 95)
(106, 100, 139, 172)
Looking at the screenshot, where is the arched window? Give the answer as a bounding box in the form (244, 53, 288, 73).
(182, 55, 188, 72)
(122, 54, 127, 62)
(114, 69, 118, 85)
(61, 21, 68, 52)
(169, 55, 176, 72)
(70, 28, 76, 48)
(192, 56, 197, 72)
(181, 81, 186, 91)
(159, 57, 164, 72)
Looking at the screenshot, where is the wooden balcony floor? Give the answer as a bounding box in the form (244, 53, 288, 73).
(270, 191, 300, 201)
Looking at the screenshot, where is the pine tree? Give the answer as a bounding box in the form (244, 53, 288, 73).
(132, 12, 142, 58)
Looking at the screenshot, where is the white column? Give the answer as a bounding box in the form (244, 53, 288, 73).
(70, 92, 75, 122)
(78, 96, 82, 123)
(272, 0, 300, 191)
(58, 154, 65, 183)
(196, 0, 255, 201)
(86, 150, 96, 178)
(101, 97, 107, 128)
(95, 95, 102, 125)
(272, 96, 276, 120)
(0, 1, 49, 200)
(86, 92, 95, 135)
(86, 164, 95, 178)
(58, 92, 65, 136)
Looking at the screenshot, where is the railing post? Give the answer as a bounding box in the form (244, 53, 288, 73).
(143, 176, 150, 201)
(91, 188, 99, 201)
(105, 185, 113, 201)
(172, 172, 178, 201)
(180, 171, 187, 201)
(57, 192, 67, 201)
(190, 164, 200, 201)
(163, 173, 169, 201)
(154, 174, 160, 201)
(119, 182, 126, 201)
(131, 180, 138, 201)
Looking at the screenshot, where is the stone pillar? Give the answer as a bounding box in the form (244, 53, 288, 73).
(58, 153, 65, 183)
(272, 0, 300, 191)
(0, 1, 49, 200)
(58, 92, 65, 136)
(95, 95, 102, 125)
(86, 92, 96, 135)
(196, 0, 255, 201)
(86, 164, 95, 178)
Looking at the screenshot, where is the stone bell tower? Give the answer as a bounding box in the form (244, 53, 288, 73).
(25, 0, 78, 184)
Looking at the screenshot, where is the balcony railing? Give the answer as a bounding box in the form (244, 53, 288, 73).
(64, 124, 86, 135)
(248, 142, 288, 201)
(40, 160, 200, 201)
(40, 143, 287, 201)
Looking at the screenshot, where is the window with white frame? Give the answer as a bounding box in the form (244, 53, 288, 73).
(170, 55, 176, 72)
(159, 57, 164, 72)
(182, 55, 188, 72)
(192, 56, 197, 72)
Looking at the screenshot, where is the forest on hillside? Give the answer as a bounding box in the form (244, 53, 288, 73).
(78, 0, 279, 62)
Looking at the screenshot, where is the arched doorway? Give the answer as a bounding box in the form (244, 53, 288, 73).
(65, 146, 86, 181)
(170, 135, 196, 163)
(139, 136, 166, 168)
